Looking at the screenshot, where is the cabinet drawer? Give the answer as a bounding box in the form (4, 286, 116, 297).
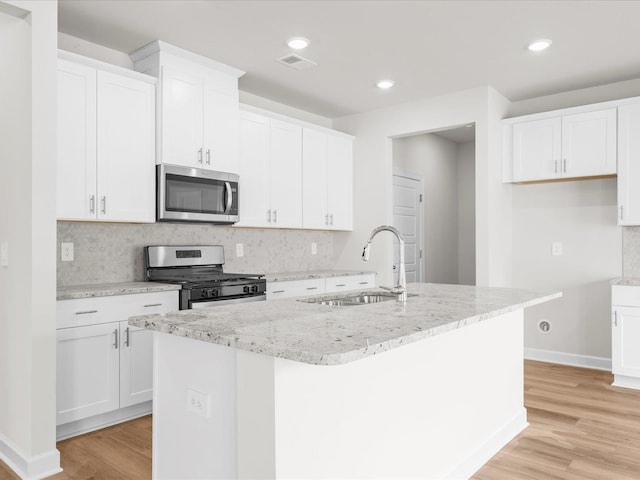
(267, 279, 325, 300)
(612, 285, 640, 307)
(325, 274, 376, 293)
(57, 290, 179, 329)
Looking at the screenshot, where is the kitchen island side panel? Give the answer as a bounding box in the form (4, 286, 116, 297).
(236, 309, 526, 480)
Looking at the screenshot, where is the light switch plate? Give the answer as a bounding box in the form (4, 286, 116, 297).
(0, 241, 8, 267)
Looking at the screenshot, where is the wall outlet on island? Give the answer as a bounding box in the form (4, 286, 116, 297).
(311, 242, 317, 255)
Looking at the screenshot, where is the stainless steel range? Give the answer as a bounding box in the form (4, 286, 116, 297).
(144, 245, 266, 309)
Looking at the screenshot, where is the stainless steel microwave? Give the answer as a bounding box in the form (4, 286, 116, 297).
(157, 164, 239, 224)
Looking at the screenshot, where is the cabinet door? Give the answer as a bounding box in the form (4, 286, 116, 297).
(203, 78, 239, 174)
(302, 128, 328, 229)
(237, 110, 270, 227)
(119, 321, 154, 408)
(269, 119, 302, 228)
(96, 71, 155, 223)
(512, 117, 561, 182)
(326, 135, 353, 230)
(160, 66, 203, 168)
(57, 323, 120, 425)
(617, 103, 640, 226)
(562, 108, 617, 178)
(612, 307, 640, 377)
(57, 59, 97, 220)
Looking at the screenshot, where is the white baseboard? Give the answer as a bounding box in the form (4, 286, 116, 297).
(0, 434, 61, 480)
(56, 401, 152, 441)
(444, 408, 528, 480)
(525, 347, 611, 371)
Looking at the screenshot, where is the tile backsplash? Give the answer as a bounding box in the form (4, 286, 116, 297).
(57, 222, 339, 286)
(623, 227, 640, 278)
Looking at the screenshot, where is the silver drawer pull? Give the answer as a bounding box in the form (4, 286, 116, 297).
(144, 303, 162, 308)
(75, 310, 97, 315)
(359, 282, 369, 285)
(272, 290, 285, 294)
(335, 284, 346, 287)
(306, 287, 318, 290)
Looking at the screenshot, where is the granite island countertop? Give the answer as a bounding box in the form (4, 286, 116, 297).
(57, 281, 181, 300)
(129, 283, 560, 366)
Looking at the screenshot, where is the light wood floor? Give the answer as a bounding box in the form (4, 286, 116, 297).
(1, 361, 640, 479)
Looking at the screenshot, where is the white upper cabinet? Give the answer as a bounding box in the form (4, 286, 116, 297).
(302, 129, 353, 230)
(237, 111, 302, 228)
(130, 41, 244, 174)
(57, 52, 156, 223)
(561, 109, 617, 178)
(505, 105, 617, 183)
(618, 102, 640, 226)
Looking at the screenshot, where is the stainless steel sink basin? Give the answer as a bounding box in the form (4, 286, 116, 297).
(299, 292, 403, 306)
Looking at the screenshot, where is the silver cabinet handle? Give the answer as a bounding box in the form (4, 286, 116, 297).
(563, 158, 567, 173)
(206, 148, 211, 165)
(267, 209, 272, 223)
(198, 148, 203, 164)
(273, 209, 278, 223)
(125, 327, 130, 347)
(89, 195, 95, 214)
(614, 310, 618, 327)
(144, 303, 162, 308)
(330, 214, 334, 226)
(306, 287, 318, 290)
(101, 196, 106, 215)
(554, 160, 558, 174)
(75, 310, 97, 315)
(272, 290, 285, 294)
(325, 214, 329, 225)
(113, 328, 119, 349)
(223, 181, 233, 214)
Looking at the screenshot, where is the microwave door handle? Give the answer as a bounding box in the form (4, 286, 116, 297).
(224, 181, 233, 214)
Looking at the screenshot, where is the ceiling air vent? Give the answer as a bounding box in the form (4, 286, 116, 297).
(275, 54, 317, 70)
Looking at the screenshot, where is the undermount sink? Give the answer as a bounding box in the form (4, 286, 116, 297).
(299, 292, 406, 307)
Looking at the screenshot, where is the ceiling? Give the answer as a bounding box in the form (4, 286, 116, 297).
(58, 0, 640, 119)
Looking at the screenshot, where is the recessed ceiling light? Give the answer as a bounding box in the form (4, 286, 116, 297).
(287, 37, 310, 50)
(528, 39, 552, 52)
(377, 79, 395, 89)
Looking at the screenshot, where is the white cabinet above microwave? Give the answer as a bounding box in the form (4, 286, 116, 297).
(130, 41, 245, 174)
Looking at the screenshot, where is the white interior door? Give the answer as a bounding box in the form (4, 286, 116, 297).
(392, 174, 423, 283)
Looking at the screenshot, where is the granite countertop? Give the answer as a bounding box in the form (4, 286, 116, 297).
(264, 270, 377, 282)
(57, 281, 181, 300)
(129, 283, 561, 366)
(611, 278, 640, 286)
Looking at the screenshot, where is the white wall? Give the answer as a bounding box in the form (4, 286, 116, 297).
(457, 141, 476, 285)
(0, 1, 59, 477)
(332, 87, 511, 287)
(393, 134, 460, 284)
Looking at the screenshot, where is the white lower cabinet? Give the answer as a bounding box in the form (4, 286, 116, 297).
(56, 291, 178, 431)
(611, 285, 640, 390)
(267, 274, 376, 300)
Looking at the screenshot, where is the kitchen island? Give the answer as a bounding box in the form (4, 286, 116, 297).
(130, 283, 560, 480)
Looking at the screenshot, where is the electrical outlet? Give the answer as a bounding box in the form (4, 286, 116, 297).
(236, 243, 244, 257)
(311, 242, 317, 255)
(61, 242, 74, 262)
(186, 388, 209, 418)
(0, 241, 8, 268)
(551, 242, 562, 256)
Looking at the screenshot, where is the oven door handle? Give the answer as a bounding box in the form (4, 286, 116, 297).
(224, 181, 233, 215)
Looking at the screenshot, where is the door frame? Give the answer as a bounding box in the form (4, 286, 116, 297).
(392, 170, 425, 283)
